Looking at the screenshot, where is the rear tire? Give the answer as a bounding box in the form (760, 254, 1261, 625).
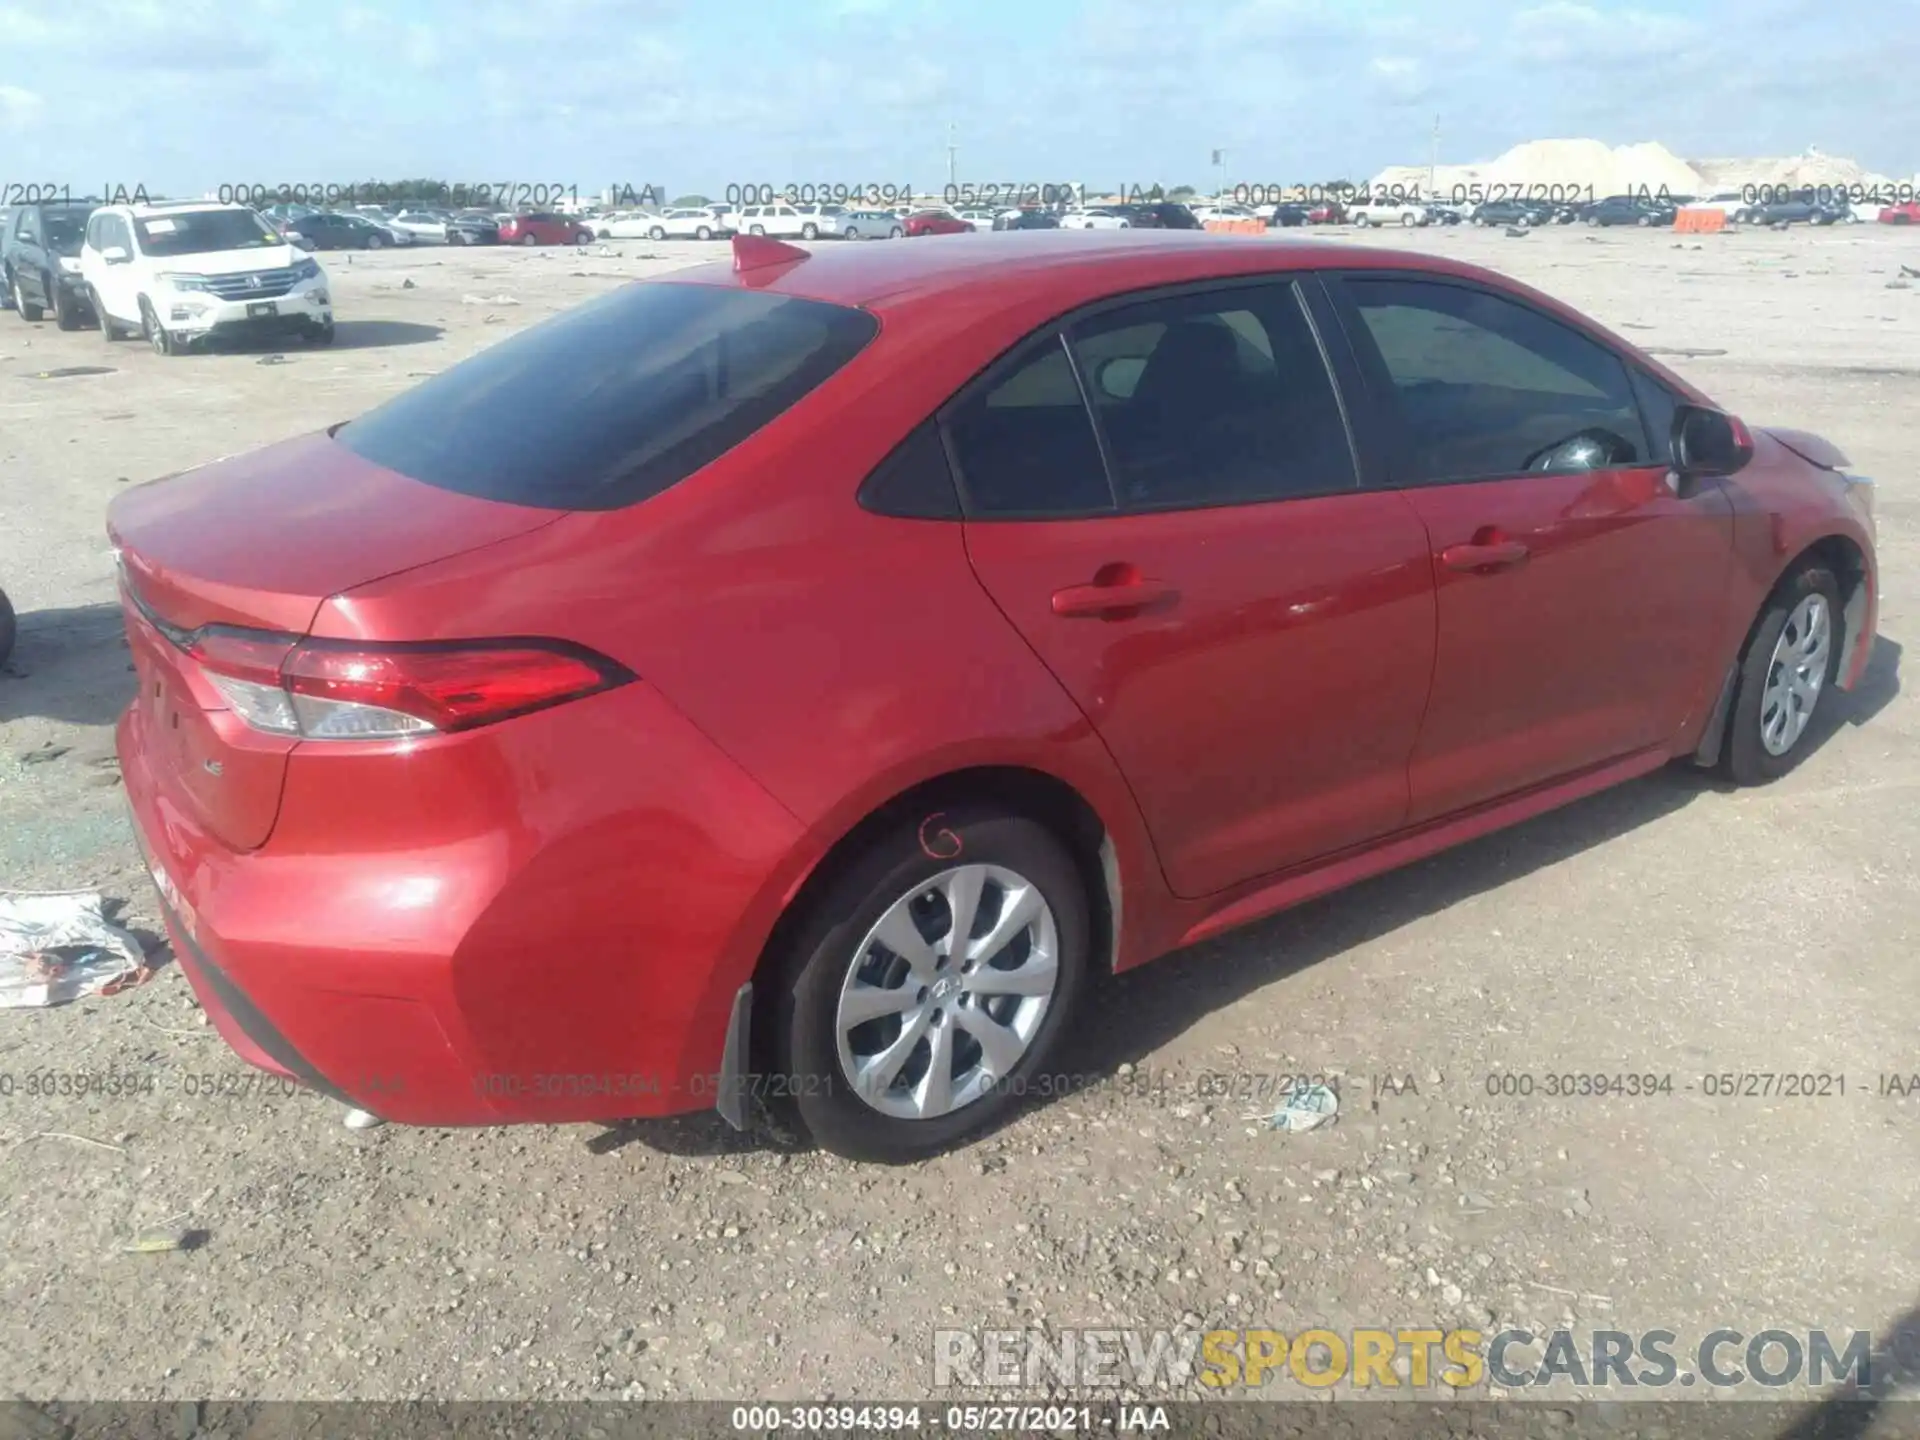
(573, 231, 592, 245)
(889, 225, 903, 238)
(696, 226, 712, 240)
(1724, 564, 1843, 785)
(519, 233, 537, 246)
(94, 290, 123, 341)
(801, 223, 819, 239)
(366, 232, 384, 249)
(772, 806, 1091, 1162)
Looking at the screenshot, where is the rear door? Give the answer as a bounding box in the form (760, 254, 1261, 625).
(957, 279, 1437, 899)
(1327, 271, 1734, 823)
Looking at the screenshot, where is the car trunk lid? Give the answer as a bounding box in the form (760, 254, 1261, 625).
(108, 431, 562, 850)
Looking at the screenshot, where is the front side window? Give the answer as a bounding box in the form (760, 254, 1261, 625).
(335, 281, 878, 511)
(1068, 283, 1355, 509)
(944, 338, 1112, 518)
(134, 209, 281, 257)
(1345, 276, 1649, 483)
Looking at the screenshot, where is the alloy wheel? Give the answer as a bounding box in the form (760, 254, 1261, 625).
(1760, 593, 1832, 756)
(834, 863, 1060, 1121)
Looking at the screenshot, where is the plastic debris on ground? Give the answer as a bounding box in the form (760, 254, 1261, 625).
(0, 891, 151, 1008)
(1248, 1080, 1340, 1134)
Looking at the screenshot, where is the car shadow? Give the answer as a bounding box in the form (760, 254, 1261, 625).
(598, 635, 1904, 1162)
(325, 320, 444, 350)
(0, 601, 134, 728)
(1771, 1296, 1920, 1437)
(192, 320, 443, 355)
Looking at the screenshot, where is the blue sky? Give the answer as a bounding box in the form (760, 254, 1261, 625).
(2, 0, 1914, 198)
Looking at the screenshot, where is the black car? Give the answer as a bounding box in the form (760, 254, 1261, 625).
(1738, 198, 1850, 227)
(447, 211, 502, 245)
(1266, 203, 1310, 228)
(1115, 201, 1204, 230)
(1579, 195, 1673, 227)
(1470, 198, 1554, 228)
(992, 209, 1061, 231)
(285, 212, 397, 250)
(3, 199, 99, 328)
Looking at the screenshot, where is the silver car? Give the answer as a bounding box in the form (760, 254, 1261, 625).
(839, 209, 903, 240)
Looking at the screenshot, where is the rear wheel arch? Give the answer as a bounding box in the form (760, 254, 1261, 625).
(746, 766, 1119, 1071)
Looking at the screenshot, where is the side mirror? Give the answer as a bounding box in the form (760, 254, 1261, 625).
(1670, 404, 1754, 496)
(101, 246, 130, 264)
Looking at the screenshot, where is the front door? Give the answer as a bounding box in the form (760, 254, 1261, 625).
(955, 280, 1438, 898)
(1330, 273, 1735, 822)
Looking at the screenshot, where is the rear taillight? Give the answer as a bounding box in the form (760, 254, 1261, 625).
(186, 630, 631, 741)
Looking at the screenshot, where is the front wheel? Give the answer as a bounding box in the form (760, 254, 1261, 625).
(519, 233, 538, 246)
(889, 226, 903, 238)
(574, 231, 592, 245)
(52, 278, 82, 330)
(750, 225, 766, 236)
(12, 273, 43, 322)
(307, 321, 335, 346)
(772, 807, 1091, 1162)
(366, 233, 384, 249)
(801, 223, 818, 239)
(696, 226, 712, 240)
(139, 298, 174, 356)
(649, 226, 666, 240)
(1724, 565, 1843, 785)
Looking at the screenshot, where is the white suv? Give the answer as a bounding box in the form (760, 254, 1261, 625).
(736, 203, 807, 238)
(81, 201, 333, 355)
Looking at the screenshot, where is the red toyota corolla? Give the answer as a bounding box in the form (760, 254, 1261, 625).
(905, 209, 974, 237)
(498, 211, 594, 246)
(110, 231, 1878, 1161)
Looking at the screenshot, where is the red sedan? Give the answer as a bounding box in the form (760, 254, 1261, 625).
(1878, 201, 1920, 224)
(110, 231, 1878, 1161)
(904, 209, 974, 237)
(498, 211, 593, 245)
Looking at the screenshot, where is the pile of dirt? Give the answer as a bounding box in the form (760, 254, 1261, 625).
(1368, 139, 1907, 201)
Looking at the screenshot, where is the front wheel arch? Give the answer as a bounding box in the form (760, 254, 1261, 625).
(1692, 533, 1874, 770)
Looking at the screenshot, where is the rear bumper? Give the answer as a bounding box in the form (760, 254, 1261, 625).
(116, 674, 807, 1127)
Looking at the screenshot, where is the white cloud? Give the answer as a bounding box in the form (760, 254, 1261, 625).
(0, 83, 45, 128)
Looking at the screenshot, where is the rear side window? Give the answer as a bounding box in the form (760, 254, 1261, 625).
(945, 338, 1113, 517)
(1068, 283, 1356, 509)
(335, 282, 878, 511)
(1345, 276, 1649, 483)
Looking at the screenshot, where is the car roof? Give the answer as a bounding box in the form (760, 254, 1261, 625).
(657, 229, 1684, 380)
(662, 229, 1415, 309)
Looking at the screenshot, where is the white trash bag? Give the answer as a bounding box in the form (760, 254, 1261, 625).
(0, 891, 150, 1008)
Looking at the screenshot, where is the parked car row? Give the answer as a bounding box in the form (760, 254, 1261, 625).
(3, 197, 333, 350)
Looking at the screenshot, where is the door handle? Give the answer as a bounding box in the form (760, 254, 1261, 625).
(1439, 539, 1530, 573)
(1051, 573, 1180, 618)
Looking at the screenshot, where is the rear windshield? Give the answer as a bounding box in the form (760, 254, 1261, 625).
(334, 281, 879, 510)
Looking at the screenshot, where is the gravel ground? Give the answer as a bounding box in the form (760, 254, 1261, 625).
(0, 224, 1916, 1409)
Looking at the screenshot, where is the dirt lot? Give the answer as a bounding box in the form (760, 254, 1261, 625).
(0, 224, 1916, 1408)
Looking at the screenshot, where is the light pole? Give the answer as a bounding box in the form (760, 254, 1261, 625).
(947, 122, 957, 193)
